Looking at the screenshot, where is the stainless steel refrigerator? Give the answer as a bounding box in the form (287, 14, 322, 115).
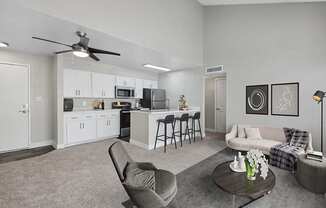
(142, 88, 167, 110)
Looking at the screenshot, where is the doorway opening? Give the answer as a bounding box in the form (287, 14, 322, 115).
(204, 74, 226, 134)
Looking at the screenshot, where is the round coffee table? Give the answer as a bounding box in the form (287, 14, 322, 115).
(212, 161, 275, 208)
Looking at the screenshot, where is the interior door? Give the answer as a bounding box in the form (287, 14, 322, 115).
(215, 78, 226, 133)
(0, 63, 29, 152)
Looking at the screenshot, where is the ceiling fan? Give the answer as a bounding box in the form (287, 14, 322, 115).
(32, 31, 120, 61)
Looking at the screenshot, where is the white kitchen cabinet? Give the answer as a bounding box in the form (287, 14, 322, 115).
(135, 79, 143, 99)
(64, 69, 92, 97)
(116, 76, 136, 88)
(66, 114, 97, 145)
(97, 111, 120, 138)
(92, 73, 116, 98)
(143, 80, 158, 89)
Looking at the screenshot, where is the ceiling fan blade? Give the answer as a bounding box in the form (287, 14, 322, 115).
(55, 50, 73, 54)
(32, 37, 72, 48)
(88, 47, 120, 56)
(89, 52, 100, 61)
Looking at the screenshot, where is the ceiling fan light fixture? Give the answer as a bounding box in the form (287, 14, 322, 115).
(73, 48, 89, 58)
(0, 41, 9, 48)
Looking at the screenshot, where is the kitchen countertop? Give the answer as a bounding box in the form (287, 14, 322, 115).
(130, 108, 200, 115)
(64, 109, 120, 114)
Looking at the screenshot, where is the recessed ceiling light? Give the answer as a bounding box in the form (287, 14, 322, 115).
(143, 64, 171, 72)
(0, 42, 9, 48)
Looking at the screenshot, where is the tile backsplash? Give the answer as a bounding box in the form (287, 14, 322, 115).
(73, 98, 138, 111)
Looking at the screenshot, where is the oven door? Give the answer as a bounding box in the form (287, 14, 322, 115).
(119, 110, 130, 138)
(115, 87, 135, 98)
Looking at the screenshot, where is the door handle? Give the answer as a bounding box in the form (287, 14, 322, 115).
(216, 108, 221, 110)
(18, 109, 28, 114)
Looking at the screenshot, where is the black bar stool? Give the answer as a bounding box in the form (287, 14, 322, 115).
(154, 115, 177, 153)
(174, 113, 191, 147)
(190, 112, 203, 142)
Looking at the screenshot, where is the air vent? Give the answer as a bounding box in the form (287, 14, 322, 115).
(205, 65, 224, 75)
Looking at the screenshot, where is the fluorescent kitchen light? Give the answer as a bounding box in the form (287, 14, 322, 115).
(143, 64, 171, 72)
(0, 42, 9, 48)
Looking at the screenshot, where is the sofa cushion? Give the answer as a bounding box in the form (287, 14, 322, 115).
(258, 127, 287, 143)
(245, 128, 262, 139)
(155, 169, 177, 200)
(238, 125, 250, 138)
(228, 138, 282, 154)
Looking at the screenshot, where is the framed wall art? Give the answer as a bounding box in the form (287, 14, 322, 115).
(246, 85, 269, 115)
(271, 82, 299, 117)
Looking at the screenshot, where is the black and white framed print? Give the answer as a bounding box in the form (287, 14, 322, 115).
(246, 85, 269, 115)
(271, 82, 299, 117)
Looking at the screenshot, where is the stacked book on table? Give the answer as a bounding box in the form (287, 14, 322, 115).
(306, 151, 324, 162)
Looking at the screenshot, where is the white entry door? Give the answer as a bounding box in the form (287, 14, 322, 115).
(0, 63, 29, 152)
(215, 78, 226, 133)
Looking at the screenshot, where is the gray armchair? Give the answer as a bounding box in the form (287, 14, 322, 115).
(109, 142, 177, 208)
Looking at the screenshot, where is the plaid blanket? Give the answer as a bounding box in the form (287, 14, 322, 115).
(269, 143, 304, 171)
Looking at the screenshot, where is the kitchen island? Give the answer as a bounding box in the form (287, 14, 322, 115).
(130, 108, 201, 150)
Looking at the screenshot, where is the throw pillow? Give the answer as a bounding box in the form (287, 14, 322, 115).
(124, 162, 155, 190)
(238, 125, 249, 138)
(289, 129, 309, 149)
(245, 128, 262, 139)
(283, 128, 295, 143)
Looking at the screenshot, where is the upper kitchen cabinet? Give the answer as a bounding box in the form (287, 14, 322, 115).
(92, 73, 116, 98)
(143, 80, 158, 89)
(135, 79, 143, 99)
(64, 69, 92, 98)
(116, 76, 136, 88)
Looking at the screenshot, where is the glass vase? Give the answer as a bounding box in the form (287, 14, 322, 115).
(245, 159, 256, 181)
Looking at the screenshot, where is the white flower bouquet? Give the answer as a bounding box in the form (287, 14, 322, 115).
(245, 149, 269, 180)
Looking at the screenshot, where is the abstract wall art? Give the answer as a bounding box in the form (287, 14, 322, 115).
(246, 85, 269, 115)
(271, 82, 299, 116)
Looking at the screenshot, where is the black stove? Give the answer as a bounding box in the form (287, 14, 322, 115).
(112, 102, 132, 138)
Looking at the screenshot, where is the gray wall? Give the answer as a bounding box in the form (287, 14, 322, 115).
(0, 50, 55, 145)
(204, 3, 326, 150)
(11, 0, 204, 67)
(159, 68, 204, 109)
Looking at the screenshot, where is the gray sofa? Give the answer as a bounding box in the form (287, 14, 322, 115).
(109, 142, 177, 208)
(225, 124, 313, 155)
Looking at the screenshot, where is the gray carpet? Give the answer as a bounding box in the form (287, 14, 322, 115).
(0, 134, 226, 208)
(166, 148, 326, 208)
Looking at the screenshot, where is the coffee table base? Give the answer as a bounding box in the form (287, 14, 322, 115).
(234, 191, 271, 208)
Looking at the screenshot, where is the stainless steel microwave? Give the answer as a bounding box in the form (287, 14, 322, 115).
(115, 86, 135, 98)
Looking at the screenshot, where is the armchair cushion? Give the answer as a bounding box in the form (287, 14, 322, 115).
(155, 169, 177, 200)
(124, 162, 155, 191)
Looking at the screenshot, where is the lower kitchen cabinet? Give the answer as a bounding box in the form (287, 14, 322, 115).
(64, 110, 120, 147)
(97, 112, 120, 138)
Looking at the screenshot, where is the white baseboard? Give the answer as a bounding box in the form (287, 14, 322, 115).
(29, 140, 54, 148)
(205, 128, 217, 133)
(55, 143, 65, 149)
(130, 139, 150, 150)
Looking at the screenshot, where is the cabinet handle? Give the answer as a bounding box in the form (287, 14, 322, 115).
(82, 123, 85, 129)
(106, 120, 109, 126)
(80, 123, 82, 129)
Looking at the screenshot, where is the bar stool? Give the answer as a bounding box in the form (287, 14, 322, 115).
(154, 115, 177, 153)
(189, 112, 203, 142)
(174, 113, 191, 147)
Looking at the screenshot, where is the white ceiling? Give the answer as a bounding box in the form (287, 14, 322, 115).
(198, 0, 326, 5)
(0, 2, 195, 73)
